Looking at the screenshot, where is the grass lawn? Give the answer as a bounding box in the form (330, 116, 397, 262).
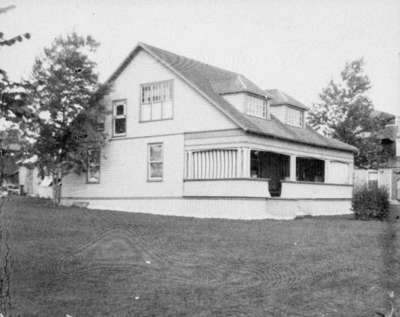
(1, 197, 400, 316)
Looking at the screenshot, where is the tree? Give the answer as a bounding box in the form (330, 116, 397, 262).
(0, 5, 31, 316)
(0, 4, 32, 185)
(26, 33, 110, 204)
(308, 58, 392, 168)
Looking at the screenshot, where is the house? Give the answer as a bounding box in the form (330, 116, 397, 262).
(61, 43, 357, 219)
(19, 166, 53, 199)
(354, 112, 400, 204)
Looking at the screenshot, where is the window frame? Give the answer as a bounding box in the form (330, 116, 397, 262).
(112, 99, 127, 137)
(285, 106, 304, 128)
(245, 94, 268, 119)
(86, 148, 101, 184)
(147, 142, 164, 182)
(139, 80, 174, 123)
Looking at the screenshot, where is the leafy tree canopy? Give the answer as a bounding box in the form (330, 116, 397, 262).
(25, 32, 110, 202)
(0, 4, 32, 189)
(308, 58, 392, 168)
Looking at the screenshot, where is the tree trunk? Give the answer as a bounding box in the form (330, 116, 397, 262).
(52, 169, 62, 205)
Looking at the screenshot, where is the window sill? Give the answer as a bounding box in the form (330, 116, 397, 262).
(139, 118, 173, 123)
(147, 178, 163, 182)
(111, 134, 127, 139)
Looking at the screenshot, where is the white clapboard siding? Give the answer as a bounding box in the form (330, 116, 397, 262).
(328, 161, 350, 184)
(187, 149, 239, 179)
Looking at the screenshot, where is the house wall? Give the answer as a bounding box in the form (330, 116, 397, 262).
(221, 93, 247, 113)
(280, 181, 353, 199)
(63, 134, 185, 198)
(62, 196, 351, 220)
(62, 49, 237, 200)
(183, 179, 270, 197)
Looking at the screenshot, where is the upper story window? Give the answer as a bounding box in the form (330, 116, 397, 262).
(140, 80, 173, 122)
(245, 95, 268, 119)
(286, 107, 304, 127)
(112, 100, 127, 136)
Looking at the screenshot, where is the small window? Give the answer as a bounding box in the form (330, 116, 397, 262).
(112, 100, 127, 136)
(148, 143, 163, 181)
(286, 107, 304, 127)
(140, 80, 173, 122)
(87, 148, 101, 183)
(246, 95, 268, 119)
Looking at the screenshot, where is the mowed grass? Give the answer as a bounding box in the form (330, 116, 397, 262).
(2, 197, 400, 316)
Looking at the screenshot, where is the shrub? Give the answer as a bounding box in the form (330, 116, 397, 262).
(352, 185, 389, 220)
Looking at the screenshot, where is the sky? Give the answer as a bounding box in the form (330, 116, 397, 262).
(1, 0, 400, 116)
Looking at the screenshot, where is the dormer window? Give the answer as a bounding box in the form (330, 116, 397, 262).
(246, 95, 268, 119)
(286, 107, 304, 128)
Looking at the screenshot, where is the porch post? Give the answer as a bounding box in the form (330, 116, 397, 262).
(242, 148, 251, 178)
(324, 160, 330, 183)
(290, 155, 296, 181)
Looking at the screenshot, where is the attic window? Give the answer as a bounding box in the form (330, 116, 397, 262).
(140, 80, 173, 122)
(245, 95, 268, 119)
(286, 107, 304, 127)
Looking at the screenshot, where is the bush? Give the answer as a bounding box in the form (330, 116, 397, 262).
(352, 185, 389, 220)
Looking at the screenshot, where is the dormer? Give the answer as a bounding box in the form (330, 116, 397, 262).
(266, 89, 308, 128)
(222, 92, 270, 119)
(210, 74, 271, 119)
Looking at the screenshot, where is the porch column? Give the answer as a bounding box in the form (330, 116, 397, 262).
(324, 160, 330, 183)
(290, 155, 296, 181)
(241, 148, 251, 178)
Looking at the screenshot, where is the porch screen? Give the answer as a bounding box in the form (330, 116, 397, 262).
(188, 149, 238, 179)
(296, 157, 324, 182)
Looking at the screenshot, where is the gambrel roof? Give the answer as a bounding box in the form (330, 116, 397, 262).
(107, 42, 357, 153)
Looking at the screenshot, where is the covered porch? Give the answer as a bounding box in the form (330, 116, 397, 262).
(183, 147, 353, 199)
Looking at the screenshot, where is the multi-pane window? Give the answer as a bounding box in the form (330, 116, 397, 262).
(148, 143, 163, 181)
(87, 148, 101, 183)
(246, 95, 268, 119)
(112, 100, 127, 136)
(140, 80, 173, 122)
(286, 107, 304, 127)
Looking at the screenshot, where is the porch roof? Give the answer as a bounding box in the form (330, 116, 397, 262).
(107, 42, 357, 153)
